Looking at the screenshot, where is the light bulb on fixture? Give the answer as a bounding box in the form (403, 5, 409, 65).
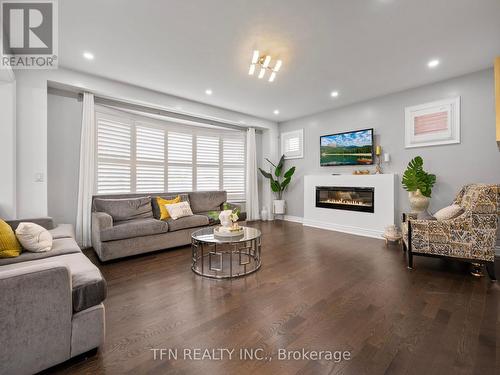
(273, 60, 282, 72)
(249, 51, 282, 82)
(268, 72, 276, 82)
(258, 68, 266, 79)
(251, 50, 259, 64)
(248, 64, 256, 75)
(262, 55, 271, 68)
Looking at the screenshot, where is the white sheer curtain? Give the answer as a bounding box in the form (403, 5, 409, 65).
(76, 92, 96, 248)
(245, 128, 260, 220)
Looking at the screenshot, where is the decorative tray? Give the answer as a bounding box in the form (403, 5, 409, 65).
(214, 226, 244, 237)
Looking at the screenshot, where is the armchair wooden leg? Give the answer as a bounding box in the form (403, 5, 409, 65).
(486, 262, 496, 281)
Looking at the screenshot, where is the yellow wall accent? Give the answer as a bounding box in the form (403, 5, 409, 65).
(495, 57, 500, 147)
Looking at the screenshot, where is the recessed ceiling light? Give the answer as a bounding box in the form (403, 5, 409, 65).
(83, 52, 94, 60)
(427, 59, 440, 68)
(205, 89, 213, 95)
(330, 91, 339, 98)
(273, 109, 280, 115)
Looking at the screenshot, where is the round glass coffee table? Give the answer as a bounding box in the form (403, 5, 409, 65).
(191, 226, 262, 279)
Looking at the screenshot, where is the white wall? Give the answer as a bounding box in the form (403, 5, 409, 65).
(278, 69, 500, 219)
(0, 79, 16, 219)
(14, 67, 278, 219)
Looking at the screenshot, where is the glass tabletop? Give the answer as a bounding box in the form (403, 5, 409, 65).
(191, 226, 261, 244)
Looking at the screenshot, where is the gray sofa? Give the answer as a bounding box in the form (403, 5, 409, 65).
(0, 218, 106, 375)
(91, 190, 245, 262)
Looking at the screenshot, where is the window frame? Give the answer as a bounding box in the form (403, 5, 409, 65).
(281, 128, 304, 159)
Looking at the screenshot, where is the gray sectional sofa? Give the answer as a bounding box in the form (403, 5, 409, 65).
(0, 218, 106, 375)
(91, 190, 245, 261)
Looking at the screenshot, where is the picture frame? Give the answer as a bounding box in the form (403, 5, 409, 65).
(405, 97, 460, 148)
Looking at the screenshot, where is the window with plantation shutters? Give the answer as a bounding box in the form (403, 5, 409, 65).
(96, 115, 132, 193)
(95, 108, 246, 201)
(281, 129, 304, 159)
(223, 137, 246, 201)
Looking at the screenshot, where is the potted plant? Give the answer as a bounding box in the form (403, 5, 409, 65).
(402, 156, 436, 213)
(258, 155, 296, 215)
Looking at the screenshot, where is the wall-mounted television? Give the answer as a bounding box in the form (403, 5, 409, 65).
(320, 128, 374, 166)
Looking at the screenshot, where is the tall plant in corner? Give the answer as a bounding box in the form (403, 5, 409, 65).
(402, 156, 436, 213)
(259, 155, 296, 215)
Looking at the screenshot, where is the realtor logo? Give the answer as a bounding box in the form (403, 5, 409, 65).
(1, 0, 58, 69)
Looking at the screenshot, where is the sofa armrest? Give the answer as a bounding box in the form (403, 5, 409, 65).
(92, 211, 113, 231)
(6, 217, 55, 230)
(0, 262, 73, 374)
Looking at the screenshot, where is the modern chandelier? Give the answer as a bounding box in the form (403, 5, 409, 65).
(248, 50, 282, 82)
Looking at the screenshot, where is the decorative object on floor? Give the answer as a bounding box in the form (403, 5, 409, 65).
(260, 206, 269, 221)
(402, 184, 499, 280)
(258, 154, 296, 215)
(382, 225, 402, 246)
(15, 222, 53, 252)
(402, 156, 436, 213)
(495, 57, 500, 148)
(405, 97, 460, 148)
(375, 145, 383, 174)
(248, 50, 282, 82)
(191, 226, 262, 279)
(320, 128, 374, 166)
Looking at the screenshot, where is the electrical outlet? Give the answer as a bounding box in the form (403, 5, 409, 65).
(35, 173, 44, 182)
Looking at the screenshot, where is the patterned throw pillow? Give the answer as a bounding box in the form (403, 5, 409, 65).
(434, 204, 464, 221)
(156, 195, 181, 220)
(15, 222, 53, 252)
(166, 201, 194, 220)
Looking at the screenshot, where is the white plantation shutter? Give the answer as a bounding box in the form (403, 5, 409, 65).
(196, 135, 220, 191)
(281, 129, 303, 159)
(136, 125, 165, 192)
(96, 116, 132, 193)
(223, 137, 246, 201)
(95, 108, 245, 201)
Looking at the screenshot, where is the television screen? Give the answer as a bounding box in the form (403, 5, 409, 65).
(320, 128, 374, 166)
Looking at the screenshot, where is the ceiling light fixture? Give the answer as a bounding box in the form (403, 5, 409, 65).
(205, 89, 213, 95)
(83, 51, 94, 60)
(330, 91, 339, 98)
(427, 59, 440, 68)
(273, 109, 280, 115)
(248, 50, 283, 82)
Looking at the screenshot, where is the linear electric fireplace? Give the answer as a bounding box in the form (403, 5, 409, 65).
(316, 186, 374, 213)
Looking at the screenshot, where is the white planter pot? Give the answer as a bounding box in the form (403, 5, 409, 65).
(273, 199, 286, 215)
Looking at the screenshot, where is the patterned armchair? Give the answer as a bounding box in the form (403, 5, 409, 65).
(402, 184, 500, 280)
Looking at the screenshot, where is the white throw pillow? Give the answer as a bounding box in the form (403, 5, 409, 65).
(15, 222, 53, 252)
(165, 201, 194, 220)
(434, 204, 464, 221)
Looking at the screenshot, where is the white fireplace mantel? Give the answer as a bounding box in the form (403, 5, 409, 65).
(303, 174, 396, 239)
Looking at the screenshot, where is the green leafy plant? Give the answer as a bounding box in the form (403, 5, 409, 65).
(258, 155, 296, 200)
(402, 156, 436, 197)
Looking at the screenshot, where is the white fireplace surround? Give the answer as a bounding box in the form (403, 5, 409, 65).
(303, 174, 396, 239)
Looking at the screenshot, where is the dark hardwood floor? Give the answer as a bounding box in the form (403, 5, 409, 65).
(50, 221, 499, 374)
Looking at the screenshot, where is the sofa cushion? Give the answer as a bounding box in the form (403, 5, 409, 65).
(151, 193, 189, 219)
(188, 191, 227, 213)
(49, 224, 75, 239)
(100, 218, 169, 242)
(198, 211, 221, 225)
(0, 237, 81, 266)
(94, 196, 153, 222)
(1, 252, 106, 312)
(167, 215, 209, 232)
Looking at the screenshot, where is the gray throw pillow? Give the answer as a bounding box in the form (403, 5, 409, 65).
(94, 196, 153, 222)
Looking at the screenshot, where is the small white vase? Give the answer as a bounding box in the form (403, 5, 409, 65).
(409, 189, 430, 213)
(261, 207, 268, 221)
(273, 200, 286, 215)
(218, 210, 233, 228)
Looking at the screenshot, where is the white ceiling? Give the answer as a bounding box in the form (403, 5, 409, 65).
(59, 0, 500, 121)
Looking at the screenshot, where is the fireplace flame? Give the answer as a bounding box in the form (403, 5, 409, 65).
(320, 198, 371, 207)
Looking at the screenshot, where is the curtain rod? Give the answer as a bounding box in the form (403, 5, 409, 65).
(47, 86, 262, 133)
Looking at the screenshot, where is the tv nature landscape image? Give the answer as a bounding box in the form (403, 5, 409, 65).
(320, 129, 373, 166)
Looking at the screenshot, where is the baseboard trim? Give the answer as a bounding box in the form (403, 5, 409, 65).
(302, 218, 384, 240)
(283, 215, 304, 223)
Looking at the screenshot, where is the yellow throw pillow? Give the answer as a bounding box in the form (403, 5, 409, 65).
(0, 219, 22, 258)
(156, 195, 181, 220)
